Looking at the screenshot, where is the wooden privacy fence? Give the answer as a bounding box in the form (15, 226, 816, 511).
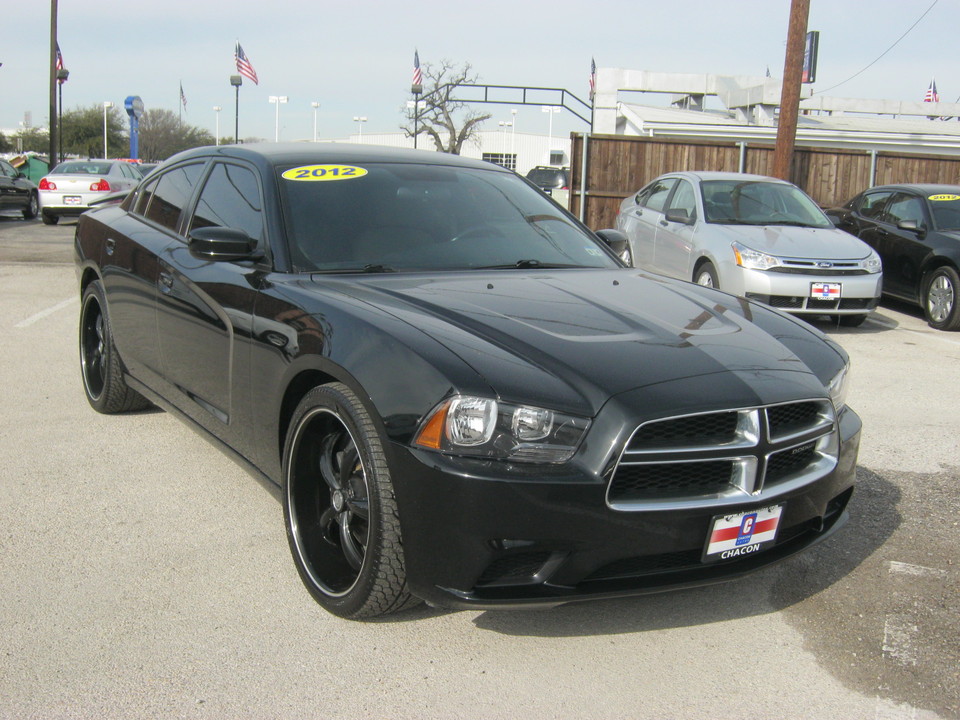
(569, 134, 960, 231)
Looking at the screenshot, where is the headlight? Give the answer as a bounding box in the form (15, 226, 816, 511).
(827, 362, 851, 413)
(732, 241, 782, 271)
(413, 396, 591, 463)
(861, 249, 882, 274)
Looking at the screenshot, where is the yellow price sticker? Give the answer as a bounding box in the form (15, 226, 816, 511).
(928, 194, 960, 201)
(282, 164, 368, 181)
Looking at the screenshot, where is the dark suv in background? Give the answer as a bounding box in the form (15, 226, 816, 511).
(525, 165, 569, 196)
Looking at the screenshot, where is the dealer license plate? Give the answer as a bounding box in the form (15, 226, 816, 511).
(810, 282, 841, 300)
(64, 196, 83, 205)
(702, 505, 783, 563)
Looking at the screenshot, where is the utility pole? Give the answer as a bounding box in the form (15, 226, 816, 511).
(48, 0, 58, 169)
(772, 0, 810, 181)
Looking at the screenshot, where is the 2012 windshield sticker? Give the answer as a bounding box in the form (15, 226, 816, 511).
(282, 165, 368, 181)
(928, 194, 960, 201)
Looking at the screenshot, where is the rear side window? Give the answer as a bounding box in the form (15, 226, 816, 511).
(856, 191, 893, 220)
(636, 179, 677, 212)
(189, 163, 264, 244)
(139, 163, 204, 232)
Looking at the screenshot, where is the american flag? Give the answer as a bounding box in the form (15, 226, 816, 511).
(180, 82, 187, 111)
(56, 43, 66, 84)
(589, 57, 596, 100)
(235, 42, 259, 85)
(412, 50, 422, 87)
(925, 79, 940, 103)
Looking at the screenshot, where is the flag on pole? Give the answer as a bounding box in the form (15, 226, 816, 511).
(412, 50, 423, 87)
(56, 43, 66, 84)
(235, 42, 259, 85)
(589, 57, 596, 101)
(180, 82, 187, 111)
(924, 79, 940, 103)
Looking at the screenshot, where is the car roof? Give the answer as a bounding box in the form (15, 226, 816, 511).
(662, 171, 794, 185)
(164, 143, 508, 174)
(862, 183, 960, 196)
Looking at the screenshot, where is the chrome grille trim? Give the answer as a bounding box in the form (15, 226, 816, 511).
(608, 399, 838, 512)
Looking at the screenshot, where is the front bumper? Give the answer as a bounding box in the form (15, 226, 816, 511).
(389, 403, 861, 610)
(731, 267, 882, 316)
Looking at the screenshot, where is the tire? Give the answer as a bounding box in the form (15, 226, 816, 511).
(836, 314, 868, 327)
(41, 211, 58, 225)
(79, 281, 151, 413)
(283, 383, 419, 619)
(23, 192, 39, 220)
(694, 261, 719, 288)
(923, 266, 960, 331)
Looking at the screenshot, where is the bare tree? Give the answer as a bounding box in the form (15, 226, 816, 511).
(402, 60, 491, 154)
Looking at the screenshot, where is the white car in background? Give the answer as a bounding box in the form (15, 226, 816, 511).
(616, 171, 883, 326)
(38, 159, 142, 225)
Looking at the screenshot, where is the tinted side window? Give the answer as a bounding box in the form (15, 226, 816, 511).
(637, 179, 677, 212)
(856, 191, 893, 220)
(0, 160, 16, 178)
(190, 163, 264, 244)
(134, 177, 159, 216)
(143, 163, 204, 232)
(667, 180, 697, 220)
(884, 193, 926, 227)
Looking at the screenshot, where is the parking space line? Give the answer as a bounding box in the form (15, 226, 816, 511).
(14, 296, 78, 328)
(888, 561, 947, 578)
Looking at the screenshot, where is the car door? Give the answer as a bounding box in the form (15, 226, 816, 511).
(859, 191, 929, 302)
(618, 178, 677, 270)
(155, 160, 266, 448)
(96, 164, 204, 387)
(653, 178, 699, 280)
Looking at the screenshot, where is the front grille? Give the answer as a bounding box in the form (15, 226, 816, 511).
(608, 400, 838, 509)
(748, 294, 878, 312)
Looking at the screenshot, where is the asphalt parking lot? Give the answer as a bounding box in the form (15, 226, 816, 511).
(1, 213, 958, 720)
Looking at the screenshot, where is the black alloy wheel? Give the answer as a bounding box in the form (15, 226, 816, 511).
(283, 383, 417, 619)
(79, 281, 150, 413)
(923, 266, 960, 331)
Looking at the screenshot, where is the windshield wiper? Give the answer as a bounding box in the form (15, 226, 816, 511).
(478, 259, 584, 270)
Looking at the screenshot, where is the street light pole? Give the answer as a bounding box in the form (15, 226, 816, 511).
(102, 101, 113, 158)
(269, 95, 288, 142)
(230, 75, 242, 143)
(213, 106, 221, 146)
(311, 101, 320, 142)
(353, 116, 367, 141)
(57, 68, 69, 163)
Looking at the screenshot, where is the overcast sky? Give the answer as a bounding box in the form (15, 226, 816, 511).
(1, 0, 955, 146)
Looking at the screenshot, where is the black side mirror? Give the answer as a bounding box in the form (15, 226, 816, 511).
(188, 226, 263, 262)
(595, 229, 632, 265)
(897, 219, 926, 238)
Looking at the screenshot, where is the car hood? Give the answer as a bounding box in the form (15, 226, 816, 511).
(317, 269, 841, 416)
(709, 223, 871, 260)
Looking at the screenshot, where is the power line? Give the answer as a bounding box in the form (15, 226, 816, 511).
(813, 0, 938, 95)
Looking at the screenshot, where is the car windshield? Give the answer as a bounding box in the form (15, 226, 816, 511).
(701, 179, 832, 228)
(278, 162, 618, 272)
(928, 194, 960, 230)
(53, 161, 114, 175)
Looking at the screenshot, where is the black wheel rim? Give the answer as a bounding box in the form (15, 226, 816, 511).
(80, 294, 106, 400)
(287, 407, 371, 597)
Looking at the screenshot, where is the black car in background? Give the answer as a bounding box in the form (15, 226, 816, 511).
(828, 184, 960, 330)
(525, 165, 569, 195)
(75, 143, 860, 619)
(0, 158, 39, 219)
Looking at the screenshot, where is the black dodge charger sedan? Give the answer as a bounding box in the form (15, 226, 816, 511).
(75, 144, 860, 619)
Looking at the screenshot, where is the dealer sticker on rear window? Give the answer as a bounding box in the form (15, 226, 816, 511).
(928, 194, 960, 202)
(281, 165, 368, 181)
(702, 505, 783, 563)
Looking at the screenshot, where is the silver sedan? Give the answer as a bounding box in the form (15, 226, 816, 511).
(616, 171, 883, 326)
(38, 159, 142, 225)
